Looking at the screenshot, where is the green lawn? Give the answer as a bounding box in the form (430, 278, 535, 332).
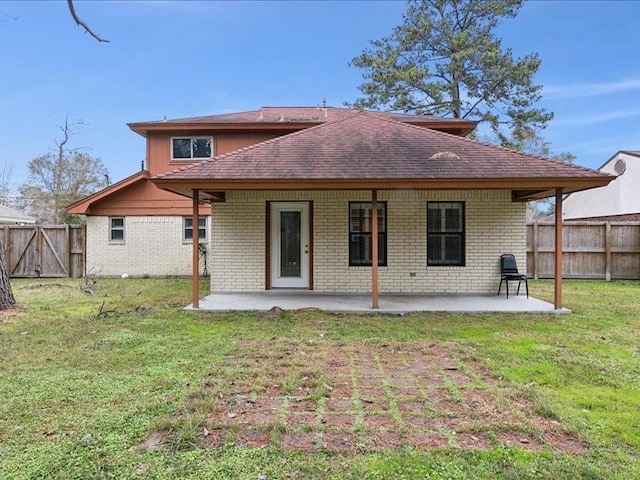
(0, 277, 638, 479)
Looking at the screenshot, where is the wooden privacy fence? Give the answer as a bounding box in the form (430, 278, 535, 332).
(527, 221, 640, 280)
(1, 225, 85, 278)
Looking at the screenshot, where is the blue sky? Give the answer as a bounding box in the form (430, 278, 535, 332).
(1, 0, 639, 195)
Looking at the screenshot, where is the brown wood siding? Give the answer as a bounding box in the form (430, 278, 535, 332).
(87, 179, 211, 216)
(147, 131, 294, 175)
(147, 132, 172, 175)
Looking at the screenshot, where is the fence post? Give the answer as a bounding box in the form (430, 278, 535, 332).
(35, 226, 42, 278)
(532, 221, 539, 280)
(605, 222, 612, 281)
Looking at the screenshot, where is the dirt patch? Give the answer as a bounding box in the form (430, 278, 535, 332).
(161, 339, 587, 454)
(280, 431, 317, 452)
(0, 306, 20, 323)
(139, 431, 166, 451)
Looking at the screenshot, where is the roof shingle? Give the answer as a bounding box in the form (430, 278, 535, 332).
(155, 111, 610, 182)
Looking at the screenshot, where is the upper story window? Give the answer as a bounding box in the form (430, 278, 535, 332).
(427, 201, 465, 266)
(171, 137, 213, 161)
(109, 217, 125, 243)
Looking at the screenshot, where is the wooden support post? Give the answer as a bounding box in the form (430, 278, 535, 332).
(192, 190, 200, 309)
(554, 188, 563, 310)
(605, 222, 612, 281)
(532, 221, 539, 280)
(371, 190, 379, 309)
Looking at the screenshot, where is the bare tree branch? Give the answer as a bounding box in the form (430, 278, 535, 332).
(66, 0, 109, 43)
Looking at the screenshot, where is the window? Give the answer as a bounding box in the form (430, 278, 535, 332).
(183, 216, 207, 241)
(349, 202, 387, 266)
(427, 202, 465, 266)
(171, 137, 213, 160)
(109, 217, 125, 242)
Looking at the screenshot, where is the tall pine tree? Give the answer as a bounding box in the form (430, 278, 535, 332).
(349, 0, 552, 149)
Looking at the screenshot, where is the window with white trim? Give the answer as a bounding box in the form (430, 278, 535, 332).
(183, 216, 207, 242)
(427, 202, 465, 266)
(109, 217, 125, 242)
(349, 201, 387, 266)
(171, 137, 213, 160)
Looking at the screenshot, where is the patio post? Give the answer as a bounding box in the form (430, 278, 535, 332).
(554, 188, 563, 309)
(372, 189, 379, 309)
(192, 189, 200, 309)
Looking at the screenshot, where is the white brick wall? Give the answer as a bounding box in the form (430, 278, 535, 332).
(86, 216, 208, 276)
(210, 190, 526, 294)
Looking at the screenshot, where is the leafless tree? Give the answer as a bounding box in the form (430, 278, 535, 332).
(0, 165, 14, 206)
(18, 116, 109, 224)
(67, 0, 109, 43)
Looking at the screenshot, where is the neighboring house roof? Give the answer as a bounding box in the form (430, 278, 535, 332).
(153, 111, 613, 202)
(0, 204, 36, 224)
(620, 150, 640, 158)
(568, 213, 640, 222)
(128, 106, 477, 136)
(537, 213, 640, 223)
(563, 151, 640, 220)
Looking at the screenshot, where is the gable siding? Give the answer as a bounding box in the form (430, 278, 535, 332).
(146, 131, 290, 175)
(210, 190, 525, 294)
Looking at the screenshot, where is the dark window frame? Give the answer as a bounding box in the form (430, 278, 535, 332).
(348, 201, 387, 267)
(427, 201, 465, 267)
(183, 216, 207, 242)
(109, 216, 125, 243)
(171, 136, 213, 161)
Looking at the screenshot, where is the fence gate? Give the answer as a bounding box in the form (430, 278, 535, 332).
(2, 225, 85, 278)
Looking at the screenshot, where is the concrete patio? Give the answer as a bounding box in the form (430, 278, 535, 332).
(187, 291, 569, 314)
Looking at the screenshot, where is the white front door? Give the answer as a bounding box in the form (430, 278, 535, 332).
(270, 202, 310, 288)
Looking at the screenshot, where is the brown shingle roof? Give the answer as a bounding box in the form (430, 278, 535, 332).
(134, 106, 462, 125)
(155, 111, 610, 183)
(128, 106, 477, 136)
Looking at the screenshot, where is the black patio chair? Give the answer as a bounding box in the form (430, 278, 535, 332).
(498, 254, 528, 299)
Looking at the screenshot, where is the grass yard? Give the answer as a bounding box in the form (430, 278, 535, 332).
(0, 278, 638, 479)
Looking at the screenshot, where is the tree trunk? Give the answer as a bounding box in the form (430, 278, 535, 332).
(0, 236, 15, 310)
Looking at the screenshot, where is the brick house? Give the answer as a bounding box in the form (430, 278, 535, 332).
(67, 107, 476, 277)
(149, 108, 613, 310)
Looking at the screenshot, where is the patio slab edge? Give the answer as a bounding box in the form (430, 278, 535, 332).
(183, 293, 570, 315)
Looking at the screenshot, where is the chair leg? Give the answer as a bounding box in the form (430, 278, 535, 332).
(498, 279, 503, 296)
(506, 279, 509, 299)
(517, 280, 521, 296)
(525, 278, 529, 298)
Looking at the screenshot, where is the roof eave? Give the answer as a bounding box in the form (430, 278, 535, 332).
(127, 119, 477, 137)
(127, 121, 320, 136)
(152, 175, 614, 201)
